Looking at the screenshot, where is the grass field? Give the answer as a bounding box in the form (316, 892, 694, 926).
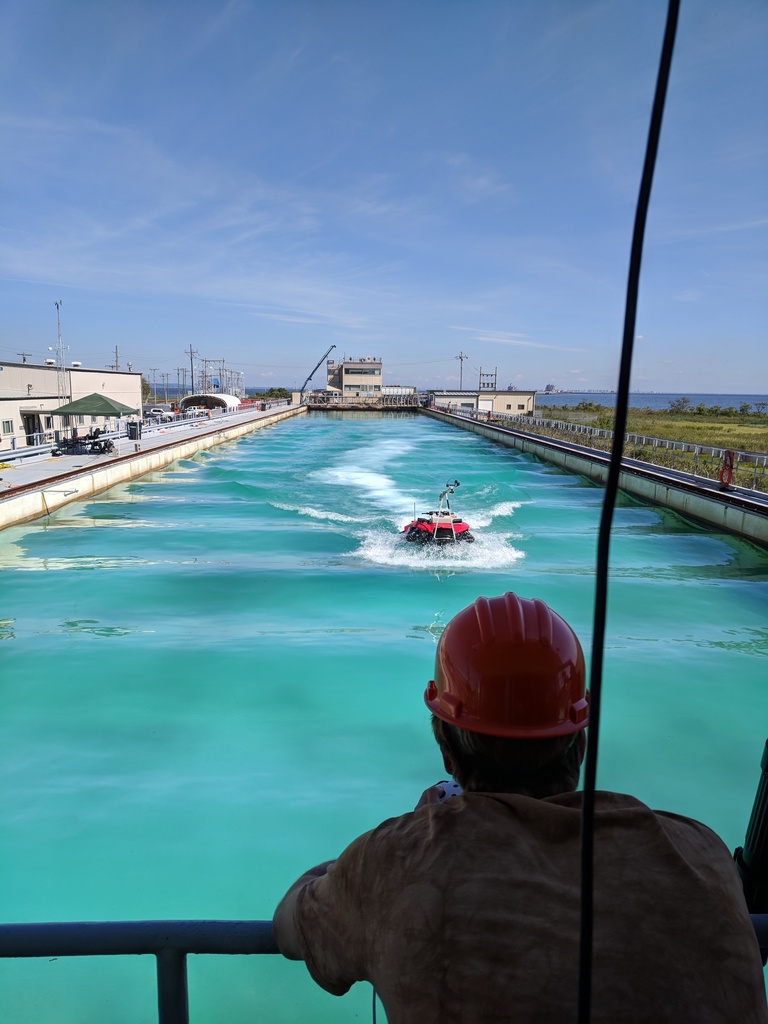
(537, 403, 768, 454)
(530, 403, 768, 492)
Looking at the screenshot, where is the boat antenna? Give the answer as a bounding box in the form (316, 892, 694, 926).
(577, 3, 679, 1022)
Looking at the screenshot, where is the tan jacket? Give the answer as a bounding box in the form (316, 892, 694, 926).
(292, 790, 768, 1023)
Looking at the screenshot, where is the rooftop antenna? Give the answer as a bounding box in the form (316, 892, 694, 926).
(53, 300, 67, 401)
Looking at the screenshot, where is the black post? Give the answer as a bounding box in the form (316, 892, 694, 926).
(156, 948, 189, 1024)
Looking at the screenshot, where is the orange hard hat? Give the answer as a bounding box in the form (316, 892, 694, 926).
(424, 593, 588, 738)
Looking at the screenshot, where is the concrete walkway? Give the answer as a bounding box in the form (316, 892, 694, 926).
(0, 403, 305, 530)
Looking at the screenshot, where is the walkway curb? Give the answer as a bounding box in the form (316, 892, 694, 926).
(0, 405, 305, 531)
(424, 408, 768, 549)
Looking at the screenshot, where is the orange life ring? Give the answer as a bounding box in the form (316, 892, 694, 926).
(719, 449, 734, 489)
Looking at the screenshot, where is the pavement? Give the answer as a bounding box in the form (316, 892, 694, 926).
(0, 403, 299, 497)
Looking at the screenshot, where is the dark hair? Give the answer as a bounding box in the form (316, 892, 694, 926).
(431, 715, 583, 797)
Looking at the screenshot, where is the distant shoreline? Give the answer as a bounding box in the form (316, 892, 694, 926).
(534, 391, 768, 412)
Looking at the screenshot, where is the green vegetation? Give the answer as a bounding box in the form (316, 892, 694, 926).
(531, 401, 768, 492)
(537, 401, 768, 453)
(264, 387, 290, 399)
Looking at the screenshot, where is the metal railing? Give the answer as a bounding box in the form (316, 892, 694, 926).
(439, 407, 768, 494)
(0, 919, 279, 1024)
(305, 393, 419, 407)
(1, 915, 765, 1021)
(0, 404, 294, 467)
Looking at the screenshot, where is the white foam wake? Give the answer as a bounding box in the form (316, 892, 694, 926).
(348, 529, 526, 571)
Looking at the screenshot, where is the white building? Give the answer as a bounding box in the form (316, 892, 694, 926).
(0, 360, 143, 450)
(426, 389, 537, 415)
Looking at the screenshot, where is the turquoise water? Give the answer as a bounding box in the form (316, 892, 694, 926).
(1, 411, 767, 1021)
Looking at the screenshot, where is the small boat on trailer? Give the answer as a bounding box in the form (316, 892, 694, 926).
(402, 480, 475, 545)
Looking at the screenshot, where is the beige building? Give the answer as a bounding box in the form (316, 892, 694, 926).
(0, 360, 142, 449)
(427, 389, 537, 415)
(326, 356, 383, 397)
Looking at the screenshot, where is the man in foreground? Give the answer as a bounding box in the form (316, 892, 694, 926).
(273, 592, 767, 1022)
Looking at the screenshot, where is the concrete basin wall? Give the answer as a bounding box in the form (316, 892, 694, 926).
(425, 409, 768, 549)
(0, 405, 306, 531)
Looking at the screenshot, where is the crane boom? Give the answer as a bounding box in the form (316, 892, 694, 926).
(300, 344, 336, 399)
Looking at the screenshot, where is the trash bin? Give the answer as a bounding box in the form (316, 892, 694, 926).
(260, 402, 267, 411)
(127, 422, 141, 440)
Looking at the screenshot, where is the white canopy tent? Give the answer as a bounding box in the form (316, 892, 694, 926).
(179, 393, 241, 411)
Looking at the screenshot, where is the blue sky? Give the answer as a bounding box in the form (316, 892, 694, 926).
(1, 1, 766, 393)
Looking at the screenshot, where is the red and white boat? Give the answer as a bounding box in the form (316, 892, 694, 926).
(402, 480, 475, 545)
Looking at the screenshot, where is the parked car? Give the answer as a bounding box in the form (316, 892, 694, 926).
(145, 407, 175, 422)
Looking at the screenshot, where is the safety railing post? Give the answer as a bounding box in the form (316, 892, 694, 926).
(156, 948, 189, 1024)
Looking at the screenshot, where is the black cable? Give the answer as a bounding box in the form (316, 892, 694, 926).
(576, 2, 680, 1022)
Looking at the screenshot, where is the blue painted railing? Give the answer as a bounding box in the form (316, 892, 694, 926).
(0, 919, 279, 1024)
(1, 916, 765, 1021)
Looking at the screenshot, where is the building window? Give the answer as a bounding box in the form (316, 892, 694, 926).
(44, 416, 53, 429)
(77, 415, 85, 425)
(517, 404, 525, 411)
(1, 420, 12, 434)
(506, 404, 512, 410)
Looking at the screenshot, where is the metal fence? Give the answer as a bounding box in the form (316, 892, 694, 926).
(452, 408, 768, 494)
(1, 915, 765, 1021)
(0, 919, 279, 1024)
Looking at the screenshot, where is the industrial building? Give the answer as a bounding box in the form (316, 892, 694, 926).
(326, 356, 383, 397)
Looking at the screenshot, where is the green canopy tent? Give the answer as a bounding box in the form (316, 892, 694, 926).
(48, 393, 139, 417)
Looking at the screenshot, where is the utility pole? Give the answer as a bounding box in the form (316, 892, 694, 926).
(113, 346, 119, 371)
(160, 373, 169, 403)
(16, 352, 31, 364)
(150, 368, 158, 401)
(186, 345, 197, 393)
(456, 351, 468, 390)
(478, 367, 497, 390)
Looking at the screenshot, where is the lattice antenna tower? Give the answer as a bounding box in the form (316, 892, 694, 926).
(53, 300, 67, 401)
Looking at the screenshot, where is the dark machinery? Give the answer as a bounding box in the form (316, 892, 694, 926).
(299, 345, 336, 401)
